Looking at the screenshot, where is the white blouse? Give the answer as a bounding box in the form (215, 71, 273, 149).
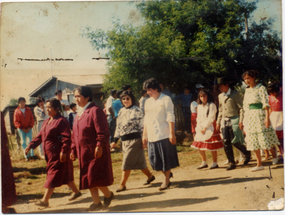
(196, 102, 217, 130)
(190, 101, 198, 113)
(144, 93, 175, 142)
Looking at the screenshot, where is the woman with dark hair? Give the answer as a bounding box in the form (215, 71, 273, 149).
(13, 97, 34, 161)
(71, 86, 114, 211)
(242, 70, 280, 171)
(111, 90, 155, 192)
(142, 78, 179, 191)
(25, 98, 81, 207)
(191, 89, 224, 169)
(34, 97, 47, 159)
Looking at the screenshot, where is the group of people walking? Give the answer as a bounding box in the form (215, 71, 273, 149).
(3, 69, 283, 211)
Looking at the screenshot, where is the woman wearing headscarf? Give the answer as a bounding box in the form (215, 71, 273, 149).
(71, 86, 114, 211)
(25, 98, 81, 207)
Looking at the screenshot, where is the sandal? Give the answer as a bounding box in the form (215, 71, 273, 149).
(35, 200, 49, 207)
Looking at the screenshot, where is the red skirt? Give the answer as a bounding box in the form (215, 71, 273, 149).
(191, 113, 197, 133)
(191, 121, 224, 151)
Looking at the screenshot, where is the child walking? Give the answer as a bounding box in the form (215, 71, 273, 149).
(191, 89, 224, 169)
(242, 69, 280, 171)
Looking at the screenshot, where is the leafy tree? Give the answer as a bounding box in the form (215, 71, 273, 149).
(29, 97, 37, 105)
(82, 0, 281, 96)
(9, 98, 18, 106)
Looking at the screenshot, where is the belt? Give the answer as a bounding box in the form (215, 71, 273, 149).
(249, 103, 262, 110)
(121, 132, 141, 141)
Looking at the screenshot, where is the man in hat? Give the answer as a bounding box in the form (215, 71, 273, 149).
(216, 77, 251, 170)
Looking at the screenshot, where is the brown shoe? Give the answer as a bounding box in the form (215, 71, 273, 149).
(35, 200, 49, 207)
(68, 192, 82, 201)
(86, 202, 103, 211)
(116, 185, 126, 192)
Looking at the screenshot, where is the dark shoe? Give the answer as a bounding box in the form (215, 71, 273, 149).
(244, 156, 251, 165)
(116, 185, 126, 192)
(226, 163, 236, 171)
(103, 192, 114, 207)
(144, 175, 155, 185)
(159, 182, 171, 191)
(169, 172, 173, 178)
(68, 192, 82, 201)
(86, 202, 102, 211)
(197, 164, 208, 169)
(35, 200, 49, 207)
(210, 164, 219, 169)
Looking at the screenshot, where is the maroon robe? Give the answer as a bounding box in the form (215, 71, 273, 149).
(1, 112, 17, 207)
(29, 113, 74, 188)
(71, 103, 113, 190)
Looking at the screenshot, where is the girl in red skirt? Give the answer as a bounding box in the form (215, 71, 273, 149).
(191, 89, 224, 169)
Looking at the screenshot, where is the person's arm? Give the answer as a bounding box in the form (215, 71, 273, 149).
(169, 122, 176, 145)
(28, 108, 35, 130)
(216, 95, 222, 131)
(259, 86, 270, 128)
(235, 92, 244, 130)
(164, 97, 176, 144)
(142, 124, 148, 148)
(92, 107, 110, 158)
(204, 103, 217, 129)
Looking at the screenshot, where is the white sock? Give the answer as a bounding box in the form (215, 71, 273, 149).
(212, 162, 217, 166)
(201, 161, 207, 166)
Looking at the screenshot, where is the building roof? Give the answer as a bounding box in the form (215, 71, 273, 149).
(29, 74, 104, 97)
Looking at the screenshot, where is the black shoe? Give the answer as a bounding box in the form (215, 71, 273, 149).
(116, 185, 126, 192)
(226, 163, 236, 171)
(210, 164, 219, 169)
(197, 164, 208, 169)
(103, 192, 114, 207)
(68, 192, 82, 201)
(169, 172, 173, 178)
(244, 156, 251, 165)
(159, 182, 171, 191)
(144, 175, 155, 185)
(86, 202, 103, 211)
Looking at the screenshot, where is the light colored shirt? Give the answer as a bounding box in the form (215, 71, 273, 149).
(196, 102, 217, 130)
(139, 96, 148, 114)
(77, 102, 91, 118)
(144, 93, 175, 142)
(20, 108, 25, 114)
(59, 99, 69, 118)
(106, 96, 114, 115)
(34, 106, 46, 121)
(190, 101, 198, 113)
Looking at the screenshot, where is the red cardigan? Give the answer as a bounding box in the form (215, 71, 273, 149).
(13, 106, 34, 129)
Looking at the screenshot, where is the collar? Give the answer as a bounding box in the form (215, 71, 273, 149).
(77, 102, 91, 116)
(223, 88, 231, 97)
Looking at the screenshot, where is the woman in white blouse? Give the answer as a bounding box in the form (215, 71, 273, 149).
(191, 89, 224, 169)
(111, 90, 155, 192)
(142, 78, 179, 191)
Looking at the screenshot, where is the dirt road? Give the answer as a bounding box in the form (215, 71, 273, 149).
(12, 159, 284, 214)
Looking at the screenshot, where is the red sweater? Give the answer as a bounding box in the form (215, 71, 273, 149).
(13, 106, 34, 129)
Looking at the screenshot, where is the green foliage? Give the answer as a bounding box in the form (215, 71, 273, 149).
(82, 0, 281, 97)
(9, 98, 18, 106)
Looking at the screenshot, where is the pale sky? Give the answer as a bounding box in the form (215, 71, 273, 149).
(0, 0, 283, 110)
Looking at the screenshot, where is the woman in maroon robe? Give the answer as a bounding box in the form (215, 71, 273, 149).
(25, 98, 81, 207)
(1, 112, 17, 213)
(71, 86, 114, 211)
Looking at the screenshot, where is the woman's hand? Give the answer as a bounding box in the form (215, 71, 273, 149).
(201, 127, 207, 135)
(110, 142, 116, 148)
(216, 124, 220, 132)
(239, 122, 244, 130)
(94, 146, 102, 159)
(70, 153, 76, 161)
(169, 134, 176, 145)
(265, 118, 270, 128)
(25, 146, 31, 155)
(142, 136, 148, 146)
(60, 153, 66, 163)
(142, 139, 148, 149)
